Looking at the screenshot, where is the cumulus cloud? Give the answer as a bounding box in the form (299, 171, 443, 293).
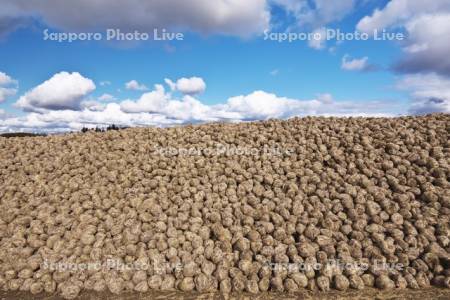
(80, 100, 106, 112)
(0, 108, 14, 121)
(15, 72, 95, 112)
(396, 73, 450, 115)
(223, 90, 395, 120)
(121, 83, 397, 123)
(0, 103, 180, 133)
(1, 74, 409, 133)
(394, 14, 450, 76)
(225, 91, 297, 120)
(120, 84, 234, 122)
(0, 71, 17, 86)
(357, 0, 450, 33)
(165, 77, 206, 95)
(1, 75, 401, 133)
(357, 0, 450, 77)
(1, 0, 269, 38)
(121, 85, 170, 113)
(125, 80, 148, 91)
(341, 55, 375, 72)
(0, 71, 18, 103)
(0, 88, 17, 103)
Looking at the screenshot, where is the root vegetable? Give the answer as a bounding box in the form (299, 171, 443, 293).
(0, 115, 449, 297)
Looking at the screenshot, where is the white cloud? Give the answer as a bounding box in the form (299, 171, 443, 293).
(357, 0, 450, 33)
(121, 84, 170, 113)
(225, 91, 297, 119)
(341, 55, 371, 71)
(15, 72, 95, 112)
(221, 90, 393, 120)
(0, 88, 17, 103)
(98, 93, 116, 101)
(120, 84, 230, 122)
(164, 79, 176, 91)
(165, 77, 206, 95)
(122, 83, 397, 122)
(0, 71, 17, 86)
(395, 14, 450, 76)
(308, 27, 327, 50)
(0, 71, 18, 102)
(357, 0, 450, 76)
(317, 93, 333, 104)
(0, 76, 402, 133)
(1, 0, 269, 38)
(0, 108, 14, 120)
(125, 80, 148, 91)
(0, 103, 180, 133)
(396, 73, 450, 115)
(80, 100, 107, 111)
(177, 77, 206, 95)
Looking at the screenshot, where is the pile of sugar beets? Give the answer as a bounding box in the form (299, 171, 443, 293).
(0, 114, 449, 299)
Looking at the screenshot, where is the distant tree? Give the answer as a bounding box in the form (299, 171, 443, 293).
(107, 124, 119, 131)
(80, 124, 124, 133)
(0, 132, 46, 138)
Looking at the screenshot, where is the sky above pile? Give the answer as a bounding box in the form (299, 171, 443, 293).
(0, 0, 449, 132)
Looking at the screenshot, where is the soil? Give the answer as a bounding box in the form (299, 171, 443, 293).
(1, 288, 450, 300)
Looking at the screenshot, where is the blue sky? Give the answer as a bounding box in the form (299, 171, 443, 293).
(0, 0, 449, 132)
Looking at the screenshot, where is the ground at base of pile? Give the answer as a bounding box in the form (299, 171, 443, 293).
(1, 288, 450, 300)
